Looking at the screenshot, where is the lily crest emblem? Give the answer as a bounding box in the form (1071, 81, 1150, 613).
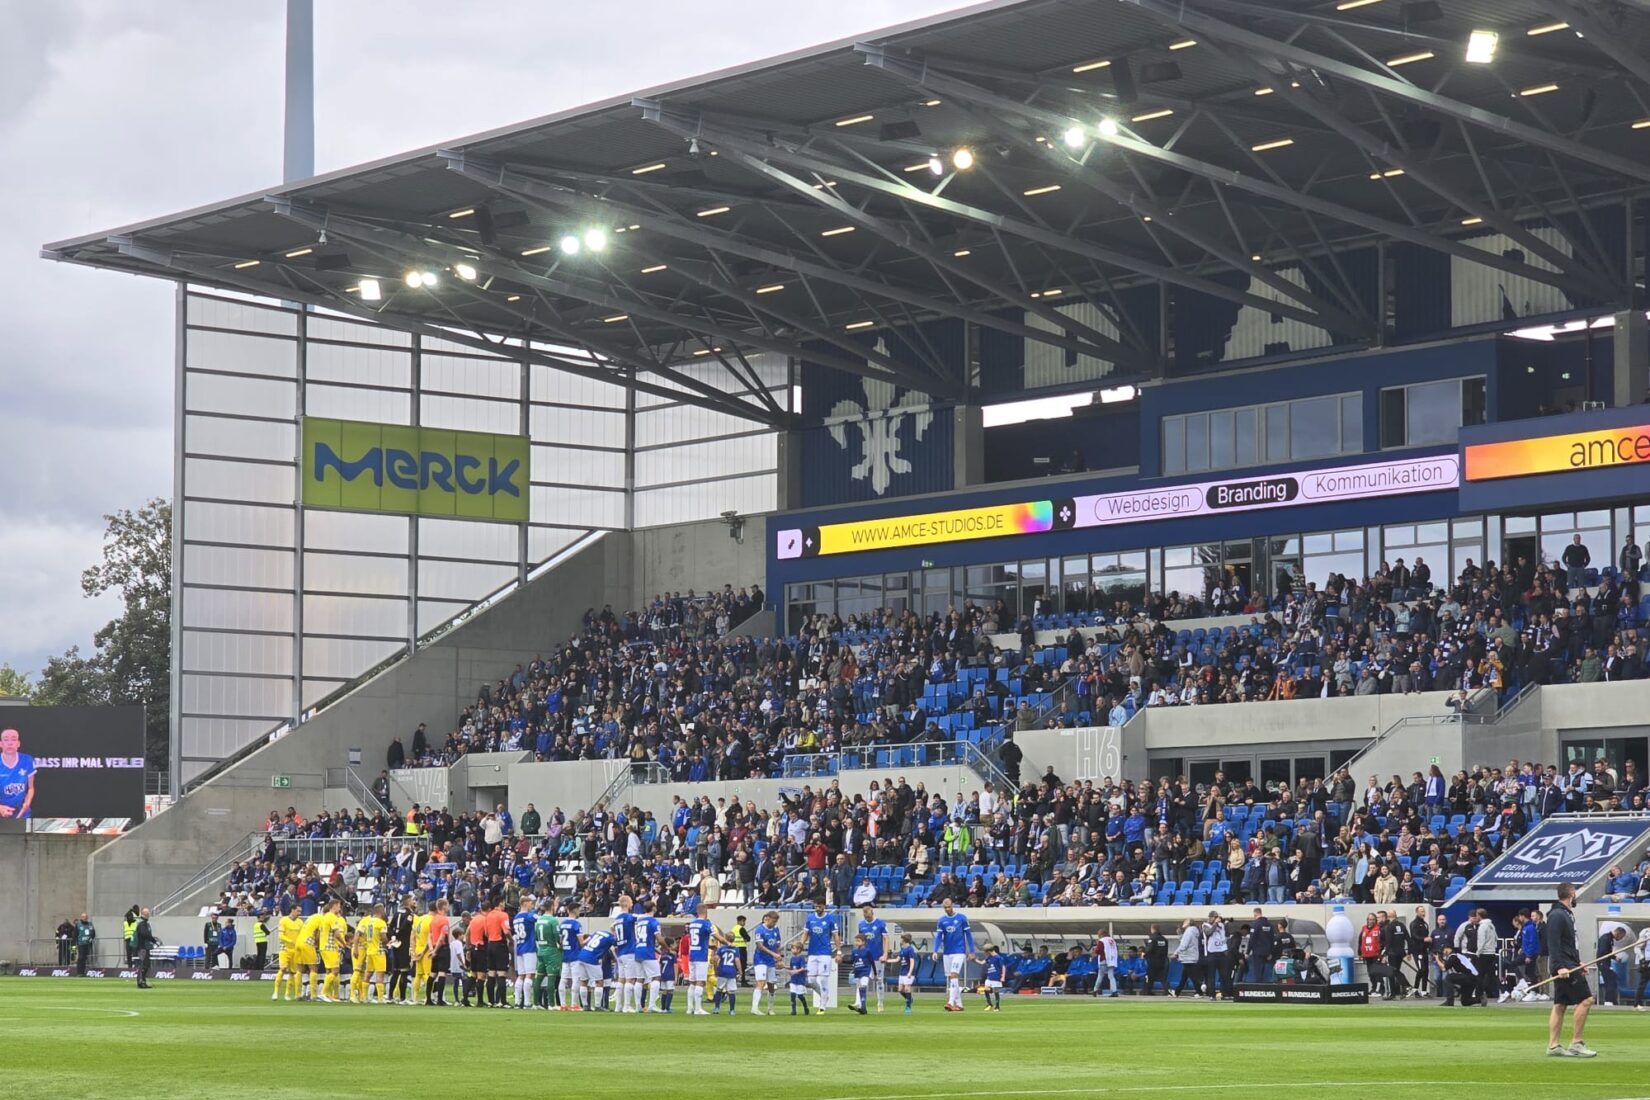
(826, 340, 933, 496)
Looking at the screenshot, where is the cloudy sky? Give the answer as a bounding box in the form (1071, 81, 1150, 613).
(0, 0, 971, 679)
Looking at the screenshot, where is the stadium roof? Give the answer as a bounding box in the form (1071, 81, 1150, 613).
(44, 0, 1650, 427)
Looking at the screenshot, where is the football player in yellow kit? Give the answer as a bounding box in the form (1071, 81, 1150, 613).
(297, 905, 326, 1001)
(356, 904, 389, 1004)
(411, 904, 434, 1004)
(317, 899, 349, 1002)
(273, 902, 306, 1001)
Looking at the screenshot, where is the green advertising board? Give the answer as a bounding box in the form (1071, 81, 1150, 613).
(301, 417, 530, 523)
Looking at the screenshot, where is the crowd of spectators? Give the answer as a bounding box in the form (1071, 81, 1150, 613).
(211, 743, 1645, 928)
(1014, 549, 1647, 732)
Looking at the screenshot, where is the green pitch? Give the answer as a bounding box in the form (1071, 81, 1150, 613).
(2, 980, 1646, 1100)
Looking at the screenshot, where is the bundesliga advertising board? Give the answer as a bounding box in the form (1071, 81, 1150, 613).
(0, 704, 144, 821)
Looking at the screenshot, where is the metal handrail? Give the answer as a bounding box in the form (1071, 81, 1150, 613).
(345, 766, 393, 815)
(1338, 688, 1499, 777)
(266, 834, 432, 868)
(620, 740, 1013, 785)
(152, 831, 263, 916)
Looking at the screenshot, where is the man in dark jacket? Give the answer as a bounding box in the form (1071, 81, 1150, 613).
(56, 918, 74, 966)
(1143, 924, 1169, 995)
(132, 908, 159, 989)
(1247, 911, 1275, 982)
(1439, 945, 1481, 1007)
(74, 914, 96, 975)
(1382, 911, 1410, 997)
(1408, 906, 1432, 996)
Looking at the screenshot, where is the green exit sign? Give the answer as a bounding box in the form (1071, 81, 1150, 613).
(271, 775, 292, 789)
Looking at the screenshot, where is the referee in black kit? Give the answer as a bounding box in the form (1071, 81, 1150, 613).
(1546, 882, 1597, 1058)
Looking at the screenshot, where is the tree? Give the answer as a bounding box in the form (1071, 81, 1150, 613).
(34, 500, 171, 772)
(0, 663, 31, 699)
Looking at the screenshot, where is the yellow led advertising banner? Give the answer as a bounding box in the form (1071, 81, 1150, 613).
(301, 417, 530, 522)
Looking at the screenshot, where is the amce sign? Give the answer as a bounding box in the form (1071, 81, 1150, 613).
(1465, 423, 1650, 482)
(302, 417, 529, 523)
(777, 455, 1457, 559)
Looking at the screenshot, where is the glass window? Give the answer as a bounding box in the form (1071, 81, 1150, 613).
(1380, 377, 1485, 448)
(1265, 404, 1289, 463)
(1289, 395, 1340, 460)
(1340, 393, 1363, 453)
(1163, 416, 1186, 475)
(1504, 515, 1537, 535)
(1379, 387, 1407, 448)
(1234, 407, 1257, 466)
(1405, 379, 1461, 446)
(1184, 413, 1210, 472)
(1209, 410, 1235, 469)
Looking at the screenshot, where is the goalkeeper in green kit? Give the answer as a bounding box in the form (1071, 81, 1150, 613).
(534, 898, 562, 1009)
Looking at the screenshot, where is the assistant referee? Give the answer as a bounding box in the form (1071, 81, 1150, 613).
(1546, 882, 1597, 1058)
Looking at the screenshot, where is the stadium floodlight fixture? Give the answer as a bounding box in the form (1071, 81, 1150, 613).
(559, 234, 582, 255)
(951, 147, 975, 170)
(1465, 30, 1498, 64)
(583, 228, 609, 252)
(454, 262, 478, 282)
(403, 269, 437, 288)
(1063, 125, 1086, 149)
(358, 278, 382, 301)
(928, 156, 944, 175)
(1098, 118, 1120, 138)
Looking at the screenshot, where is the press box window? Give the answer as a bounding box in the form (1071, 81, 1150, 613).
(1162, 392, 1361, 475)
(1378, 376, 1486, 448)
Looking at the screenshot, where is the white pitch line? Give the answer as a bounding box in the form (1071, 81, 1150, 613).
(0, 1004, 141, 1018)
(820, 1080, 1464, 1100)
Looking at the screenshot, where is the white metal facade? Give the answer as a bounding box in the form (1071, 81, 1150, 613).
(173, 289, 786, 785)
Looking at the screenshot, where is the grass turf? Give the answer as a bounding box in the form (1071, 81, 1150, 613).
(2, 979, 1646, 1099)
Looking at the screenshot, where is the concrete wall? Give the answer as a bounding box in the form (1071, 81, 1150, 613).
(1134, 690, 1468, 757)
(631, 515, 769, 612)
(0, 834, 102, 965)
(86, 533, 632, 913)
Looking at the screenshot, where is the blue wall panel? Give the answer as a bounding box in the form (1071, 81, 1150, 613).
(1139, 339, 1500, 478)
(799, 413, 954, 508)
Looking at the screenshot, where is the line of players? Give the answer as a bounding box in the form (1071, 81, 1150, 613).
(264, 894, 994, 1014)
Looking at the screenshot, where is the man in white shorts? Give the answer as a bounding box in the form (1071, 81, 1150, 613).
(931, 897, 975, 1011)
(793, 896, 841, 1013)
(750, 910, 784, 1015)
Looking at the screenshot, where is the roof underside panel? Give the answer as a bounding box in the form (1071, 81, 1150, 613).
(44, 0, 1650, 419)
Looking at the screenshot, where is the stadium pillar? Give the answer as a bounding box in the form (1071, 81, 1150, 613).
(952, 404, 983, 490)
(1613, 309, 1648, 409)
(283, 0, 314, 182)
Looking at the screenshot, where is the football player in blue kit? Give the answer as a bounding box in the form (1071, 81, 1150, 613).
(611, 895, 638, 1013)
(857, 903, 890, 1013)
(896, 932, 918, 1014)
(557, 900, 584, 1011)
(750, 910, 784, 1016)
(711, 943, 743, 1015)
(684, 912, 724, 1016)
(931, 898, 975, 1012)
(788, 951, 811, 1016)
(632, 899, 663, 1013)
(791, 897, 841, 1014)
(848, 934, 877, 1015)
(980, 944, 1007, 1012)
